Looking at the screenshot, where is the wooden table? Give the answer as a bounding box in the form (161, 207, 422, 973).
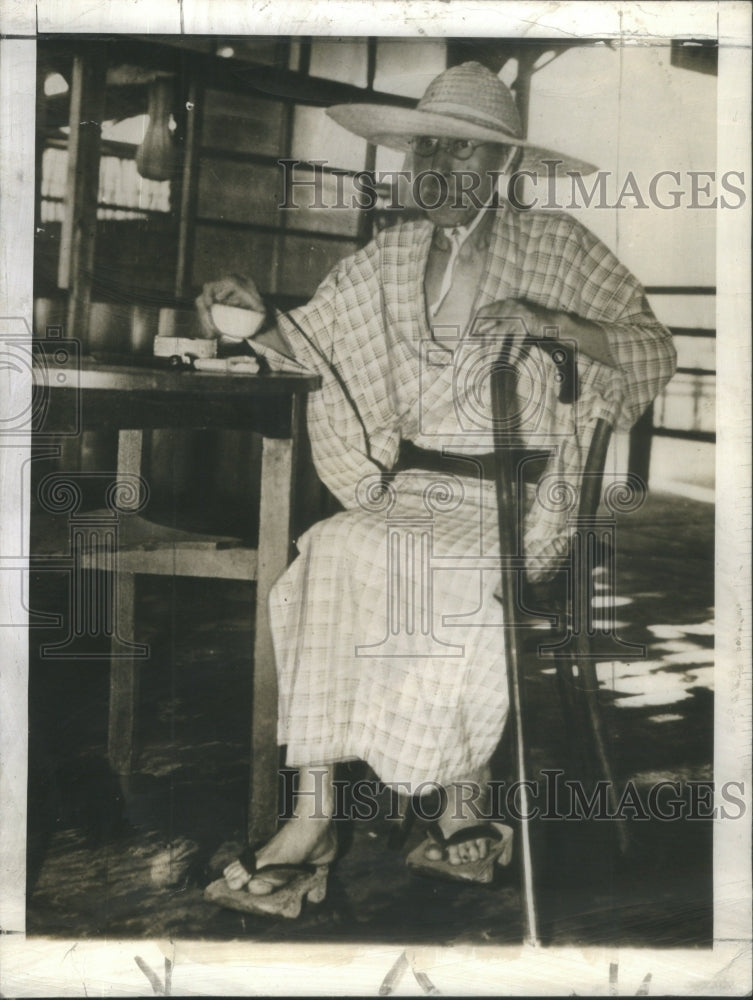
(33, 358, 321, 843)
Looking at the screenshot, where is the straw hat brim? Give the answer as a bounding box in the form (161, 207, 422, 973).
(327, 104, 598, 176)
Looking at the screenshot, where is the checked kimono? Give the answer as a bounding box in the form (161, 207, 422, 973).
(253, 204, 676, 789)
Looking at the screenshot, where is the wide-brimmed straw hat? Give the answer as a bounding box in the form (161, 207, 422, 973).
(327, 61, 597, 175)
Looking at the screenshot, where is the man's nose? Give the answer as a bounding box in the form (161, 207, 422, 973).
(430, 143, 455, 174)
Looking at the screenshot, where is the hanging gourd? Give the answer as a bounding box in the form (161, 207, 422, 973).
(135, 75, 177, 181)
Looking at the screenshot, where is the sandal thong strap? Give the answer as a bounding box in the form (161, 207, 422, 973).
(237, 845, 317, 879)
(426, 822, 506, 851)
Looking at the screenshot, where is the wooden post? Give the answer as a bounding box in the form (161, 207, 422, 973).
(174, 75, 204, 301)
(512, 51, 535, 138)
(58, 51, 107, 348)
(34, 61, 47, 242)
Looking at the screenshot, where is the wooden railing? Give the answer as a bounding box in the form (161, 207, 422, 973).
(628, 285, 716, 482)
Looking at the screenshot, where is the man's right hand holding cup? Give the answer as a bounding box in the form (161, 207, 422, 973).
(194, 273, 269, 341)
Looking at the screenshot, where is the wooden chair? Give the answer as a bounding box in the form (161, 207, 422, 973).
(388, 341, 634, 900)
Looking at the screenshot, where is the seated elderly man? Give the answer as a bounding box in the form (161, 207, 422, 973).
(197, 62, 676, 916)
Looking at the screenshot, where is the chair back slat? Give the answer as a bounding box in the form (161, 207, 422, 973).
(578, 417, 613, 519)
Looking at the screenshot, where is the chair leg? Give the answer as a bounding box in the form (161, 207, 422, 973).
(558, 521, 630, 856)
(573, 638, 630, 856)
(108, 572, 139, 774)
(553, 652, 590, 774)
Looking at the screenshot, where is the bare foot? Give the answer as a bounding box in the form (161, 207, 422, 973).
(423, 764, 495, 866)
(223, 818, 336, 895)
(223, 764, 336, 895)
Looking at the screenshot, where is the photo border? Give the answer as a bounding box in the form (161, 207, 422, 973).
(1, 1, 750, 994)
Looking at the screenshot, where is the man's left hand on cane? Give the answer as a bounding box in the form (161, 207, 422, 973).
(471, 297, 615, 367)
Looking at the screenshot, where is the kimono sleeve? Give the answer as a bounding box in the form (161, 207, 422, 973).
(543, 214, 678, 430)
(264, 253, 395, 509)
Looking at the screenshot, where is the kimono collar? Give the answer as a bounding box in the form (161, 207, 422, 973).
(431, 195, 501, 254)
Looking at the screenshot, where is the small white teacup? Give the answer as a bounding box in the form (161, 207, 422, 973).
(211, 303, 266, 340)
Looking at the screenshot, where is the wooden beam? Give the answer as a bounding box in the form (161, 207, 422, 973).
(56, 35, 416, 109)
(644, 285, 716, 295)
(174, 75, 204, 299)
(512, 50, 536, 139)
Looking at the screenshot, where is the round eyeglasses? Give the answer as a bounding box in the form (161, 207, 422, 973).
(410, 136, 486, 160)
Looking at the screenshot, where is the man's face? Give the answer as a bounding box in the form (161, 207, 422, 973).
(411, 138, 509, 228)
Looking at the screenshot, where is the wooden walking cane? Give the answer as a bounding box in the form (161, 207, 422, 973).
(490, 333, 579, 947)
(490, 339, 541, 948)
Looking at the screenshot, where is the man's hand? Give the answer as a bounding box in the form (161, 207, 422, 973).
(473, 298, 553, 339)
(194, 273, 266, 340)
(471, 298, 615, 367)
(471, 298, 550, 366)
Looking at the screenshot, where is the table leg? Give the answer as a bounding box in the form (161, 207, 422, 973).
(248, 434, 295, 843)
(107, 429, 143, 774)
(108, 571, 139, 773)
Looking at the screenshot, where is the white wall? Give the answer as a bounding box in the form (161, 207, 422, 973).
(527, 42, 717, 290)
(527, 43, 717, 499)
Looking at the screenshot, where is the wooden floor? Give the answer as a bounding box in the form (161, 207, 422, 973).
(26, 491, 714, 945)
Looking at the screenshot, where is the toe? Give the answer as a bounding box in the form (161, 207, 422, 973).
(223, 860, 251, 890)
(448, 844, 471, 866)
(444, 838, 493, 866)
(465, 841, 480, 863)
(424, 842, 444, 861)
(247, 875, 278, 897)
